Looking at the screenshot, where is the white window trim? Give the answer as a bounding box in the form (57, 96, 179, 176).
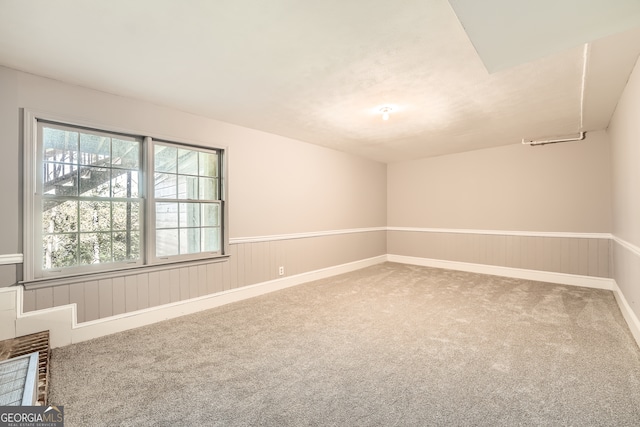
(22, 109, 229, 283)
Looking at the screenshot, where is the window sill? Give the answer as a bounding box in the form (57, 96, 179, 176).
(21, 255, 230, 290)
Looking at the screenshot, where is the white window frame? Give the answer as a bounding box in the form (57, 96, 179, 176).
(22, 109, 228, 282)
(146, 138, 225, 264)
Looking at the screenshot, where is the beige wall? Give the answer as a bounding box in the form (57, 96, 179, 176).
(388, 131, 612, 232)
(0, 67, 20, 260)
(386, 129, 613, 278)
(231, 135, 386, 237)
(0, 66, 387, 292)
(608, 55, 640, 321)
(609, 57, 640, 247)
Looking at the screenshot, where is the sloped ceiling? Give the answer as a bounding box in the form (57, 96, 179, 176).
(0, 0, 639, 163)
(449, 0, 640, 72)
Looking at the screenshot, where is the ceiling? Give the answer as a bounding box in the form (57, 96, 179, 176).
(1, 0, 639, 163)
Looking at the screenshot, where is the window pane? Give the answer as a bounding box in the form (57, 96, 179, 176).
(43, 233, 77, 269)
(34, 121, 148, 276)
(79, 232, 112, 265)
(79, 167, 111, 197)
(154, 145, 177, 173)
(156, 202, 178, 229)
(112, 170, 139, 198)
(156, 229, 179, 257)
(79, 133, 110, 166)
(155, 173, 177, 198)
(202, 227, 220, 252)
(201, 203, 220, 227)
(199, 177, 218, 200)
(79, 201, 111, 232)
(178, 175, 198, 199)
(43, 127, 78, 164)
(112, 138, 140, 169)
(179, 203, 200, 227)
(43, 163, 78, 196)
(42, 200, 78, 234)
(178, 149, 198, 175)
(199, 151, 218, 177)
(180, 228, 201, 254)
(113, 202, 140, 231)
(113, 231, 140, 261)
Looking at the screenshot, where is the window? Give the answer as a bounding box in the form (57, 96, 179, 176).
(151, 142, 222, 259)
(23, 113, 226, 281)
(39, 122, 142, 273)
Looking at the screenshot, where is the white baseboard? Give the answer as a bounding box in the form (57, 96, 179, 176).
(387, 254, 616, 290)
(10, 255, 387, 348)
(611, 282, 640, 348)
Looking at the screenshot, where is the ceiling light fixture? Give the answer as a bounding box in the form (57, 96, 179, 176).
(379, 106, 394, 121)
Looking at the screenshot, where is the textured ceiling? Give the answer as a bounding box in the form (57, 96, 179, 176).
(0, 0, 639, 163)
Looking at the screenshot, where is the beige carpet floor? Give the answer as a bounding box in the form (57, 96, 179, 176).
(49, 262, 640, 426)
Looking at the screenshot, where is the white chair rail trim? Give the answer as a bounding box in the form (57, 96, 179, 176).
(387, 227, 612, 239)
(0, 254, 23, 265)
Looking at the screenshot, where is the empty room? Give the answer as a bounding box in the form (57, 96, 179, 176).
(1, 1, 640, 425)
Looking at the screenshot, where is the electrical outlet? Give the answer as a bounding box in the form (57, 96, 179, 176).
(278, 266, 285, 276)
